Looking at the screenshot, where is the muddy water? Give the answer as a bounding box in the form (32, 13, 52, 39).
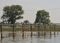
(0, 31, 60, 43)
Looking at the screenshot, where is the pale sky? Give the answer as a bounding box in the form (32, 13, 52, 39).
(0, 0, 60, 23)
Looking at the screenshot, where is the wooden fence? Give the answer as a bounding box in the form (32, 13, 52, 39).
(0, 24, 60, 42)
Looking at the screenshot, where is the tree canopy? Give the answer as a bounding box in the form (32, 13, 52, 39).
(24, 20, 30, 24)
(35, 10, 50, 25)
(1, 5, 24, 24)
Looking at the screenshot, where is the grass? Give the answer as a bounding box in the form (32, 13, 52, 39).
(0, 25, 60, 32)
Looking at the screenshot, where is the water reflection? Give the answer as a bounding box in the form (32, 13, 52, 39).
(0, 31, 59, 43)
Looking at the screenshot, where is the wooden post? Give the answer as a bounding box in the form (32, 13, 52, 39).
(54, 24, 56, 37)
(44, 24, 46, 39)
(12, 24, 15, 40)
(22, 24, 24, 39)
(50, 25, 51, 35)
(30, 24, 32, 37)
(0, 24, 3, 43)
(38, 24, 40, 37)
(49, 24, 51, 38)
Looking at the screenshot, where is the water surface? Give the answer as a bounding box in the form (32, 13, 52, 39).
(0, 31, 60, 43)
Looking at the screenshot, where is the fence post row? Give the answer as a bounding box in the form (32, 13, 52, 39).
(0, 23, 58, 40)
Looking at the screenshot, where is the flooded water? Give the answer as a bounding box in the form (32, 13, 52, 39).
(0, 31, 60, 43)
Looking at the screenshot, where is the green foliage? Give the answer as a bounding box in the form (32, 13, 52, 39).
(1, 5, 24, 24)
(24, 20, 29, 24)
(35, 10, 50, 24)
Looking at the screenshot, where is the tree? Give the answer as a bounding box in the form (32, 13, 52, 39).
(35, 10, 50, 25)
(24, 20, 30, 24)
(1, 5, 24, 24)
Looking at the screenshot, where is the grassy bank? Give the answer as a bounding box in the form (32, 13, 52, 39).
(0, 24, 60, 31)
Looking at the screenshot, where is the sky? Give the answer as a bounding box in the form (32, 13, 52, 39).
(0, 0, 60, 23)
